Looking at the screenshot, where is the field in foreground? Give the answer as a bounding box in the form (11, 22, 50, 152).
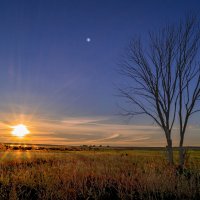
(0, 149, 199, 200)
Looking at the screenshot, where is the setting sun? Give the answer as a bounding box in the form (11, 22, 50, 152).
(11, 124, 30, 137)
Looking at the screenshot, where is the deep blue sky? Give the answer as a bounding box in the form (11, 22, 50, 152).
(0, 0, 200, 145)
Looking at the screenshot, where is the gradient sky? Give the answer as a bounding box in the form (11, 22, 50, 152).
(0, 0, 200, 146)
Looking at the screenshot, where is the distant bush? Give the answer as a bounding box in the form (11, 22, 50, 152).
(12, 146, 19, 150)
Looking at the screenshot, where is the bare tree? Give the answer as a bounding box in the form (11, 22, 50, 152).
(119, 25, 178, 164)
(119, 15, 200, 166)
(176, 16, 200, 166)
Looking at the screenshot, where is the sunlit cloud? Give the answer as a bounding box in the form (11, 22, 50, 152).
(0, 113, 199, 146)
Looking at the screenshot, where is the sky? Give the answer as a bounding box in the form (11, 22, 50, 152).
(0, 0, 200, 146)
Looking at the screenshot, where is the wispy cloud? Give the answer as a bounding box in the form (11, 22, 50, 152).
(0, 114, 199, 146)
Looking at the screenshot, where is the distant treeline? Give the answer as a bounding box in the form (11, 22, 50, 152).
(0, 144, 110, 151)
(0, 144, 199, 151)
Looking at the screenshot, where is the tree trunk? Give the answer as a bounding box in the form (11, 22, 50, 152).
(179, 146, 185, 167)
(166, 138, 173, 164)
(179, 136, 185, 167)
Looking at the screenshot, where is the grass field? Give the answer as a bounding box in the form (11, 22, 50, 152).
(0, 149, 199, 200)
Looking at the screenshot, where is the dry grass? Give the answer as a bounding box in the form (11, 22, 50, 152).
(0, 150, 199, 200)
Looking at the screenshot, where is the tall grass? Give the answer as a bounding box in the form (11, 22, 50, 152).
(0, 150, 199, 200)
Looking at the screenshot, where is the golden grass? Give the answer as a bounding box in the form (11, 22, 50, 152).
(0, 150, 199, 200)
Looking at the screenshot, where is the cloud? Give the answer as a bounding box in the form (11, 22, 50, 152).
(61, 116, 109, 125)
(0, 114, 199, 146)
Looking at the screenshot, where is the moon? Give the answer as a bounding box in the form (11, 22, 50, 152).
(86, 37, 91, 42)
